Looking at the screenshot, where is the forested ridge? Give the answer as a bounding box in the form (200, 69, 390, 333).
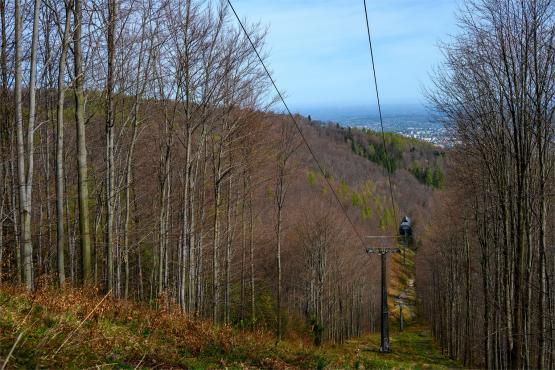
(0, 0, 445, 367)
(1, 0, 554, 369)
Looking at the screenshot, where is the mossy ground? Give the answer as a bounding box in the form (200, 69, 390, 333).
(0, 286, 459, 369)
(319, 325, 460, 369)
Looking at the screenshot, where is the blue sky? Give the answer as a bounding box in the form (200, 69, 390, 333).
(231, 0, 459, 113)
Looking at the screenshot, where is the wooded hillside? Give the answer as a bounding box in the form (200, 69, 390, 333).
(0, 0, 444, 348)
(419, 1, 555, 368)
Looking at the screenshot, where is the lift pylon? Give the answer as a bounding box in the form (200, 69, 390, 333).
(366, 247, 400, 353)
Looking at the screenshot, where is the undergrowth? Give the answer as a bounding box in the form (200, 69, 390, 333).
(0, 286, 459, 369)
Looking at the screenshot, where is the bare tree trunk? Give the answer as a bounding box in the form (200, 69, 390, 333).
(196, 137, 208, 314)
(93, 192, 102, 284)
(9, 142, 20, 284)
(104, 0, 116, 293)
(0, 0, 7, 284)
(180, 130, 191, 310)
(158, 126, 171, 296)
(65, 183, 75, 282)
(14, 0, 23, 284)
(212, 170, 222, 323)
(249, 185, 255, 328)
(239, 177, 246, 323)
(537, 105, 548, 370)
(23, 0, 41, 290)
(463, 219, 472, 366)
(224, 174, 234, 324)
(188, 157, 199, 312)
(158, 173, 165, 296)
(56, 0, 72, 287)
(15, 0, 41, 291)
(164, 185, 170, 295)
(0, 166, 5, 283)
(123, 100, 139, 299)
(74, 0, 92, 283)
(276, 205, 283, 340)
(180, 0, 193, 312)
(42, 18, 55, 273)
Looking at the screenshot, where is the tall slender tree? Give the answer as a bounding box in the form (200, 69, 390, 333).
(104, 0, 116, 293)
(56, 0, 72, 286)
(73, 0, 91, 283)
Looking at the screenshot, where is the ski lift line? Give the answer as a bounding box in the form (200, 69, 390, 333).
(227, 0, 366, 246)
(362, 0, 398, 225)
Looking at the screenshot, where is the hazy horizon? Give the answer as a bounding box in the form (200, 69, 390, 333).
(291, 102, 431, 121)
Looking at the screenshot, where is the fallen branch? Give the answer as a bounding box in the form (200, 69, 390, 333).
(2, 330, 25, 370)
(54, 289, 112, 355)
(133, 352, 147, 370)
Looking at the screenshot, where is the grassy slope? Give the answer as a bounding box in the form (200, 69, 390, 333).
(0, 287, 459, 369)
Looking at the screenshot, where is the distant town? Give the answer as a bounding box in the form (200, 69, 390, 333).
(304, 105, 448, 146)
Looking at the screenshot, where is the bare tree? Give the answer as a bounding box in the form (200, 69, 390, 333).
(104, 0, 117, 293)
(14, 0, 41, 291)
(425, 1, 555, 367)
(55, 0, 73, 287)
(274, 120, 299, 341)
(73, 0, 92, 283)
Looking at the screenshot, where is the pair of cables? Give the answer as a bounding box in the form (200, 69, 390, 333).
(227, 0, 400, 244)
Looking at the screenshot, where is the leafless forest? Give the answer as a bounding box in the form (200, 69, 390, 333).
(0, 0, 440, 346)
(2, 0, 554, 368)
(420, 0, 555, 368)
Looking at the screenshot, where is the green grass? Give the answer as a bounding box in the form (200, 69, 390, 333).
(0, 287, 459, 369)
(305, 324, 459, 370)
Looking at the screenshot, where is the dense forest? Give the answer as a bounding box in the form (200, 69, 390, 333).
(1, 0, 554, 368)
(419, 0, 555, 369)
(0, 0, 441, 352)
